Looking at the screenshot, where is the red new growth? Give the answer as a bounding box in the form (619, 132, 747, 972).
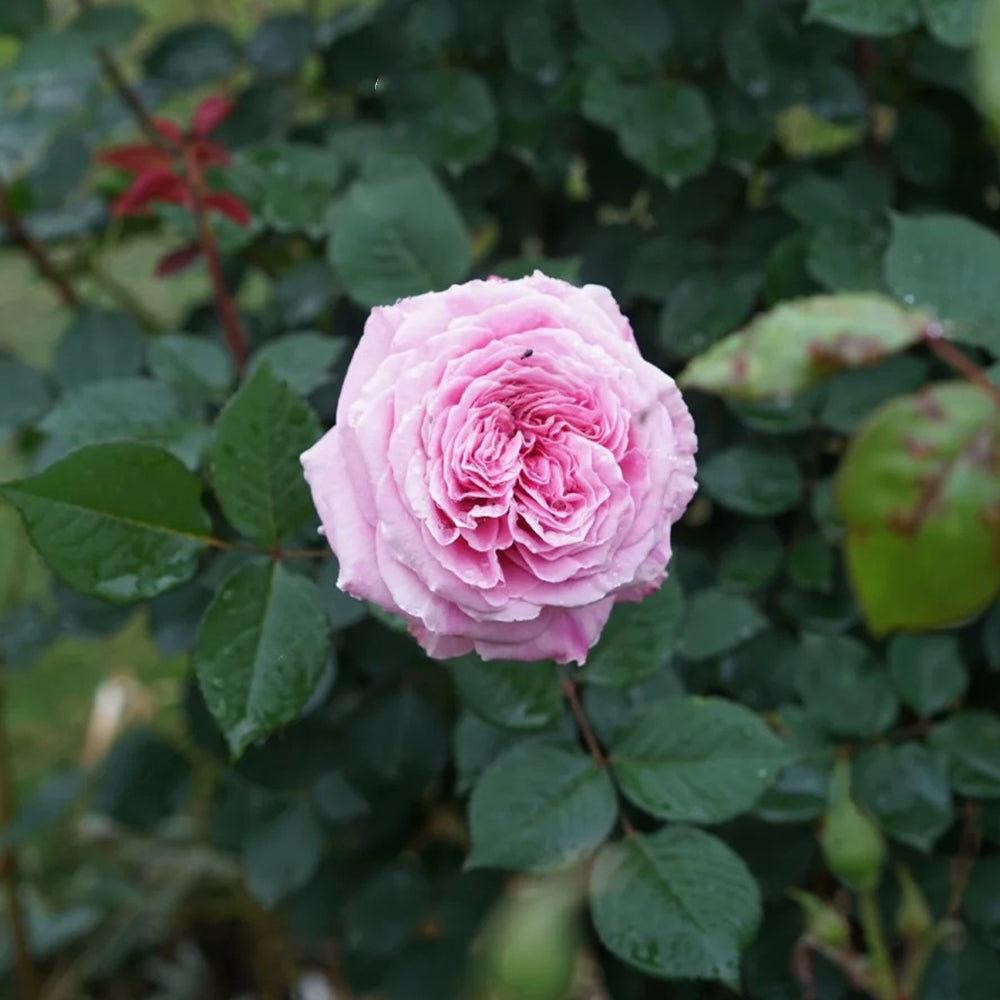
(98, 95, 250, 276)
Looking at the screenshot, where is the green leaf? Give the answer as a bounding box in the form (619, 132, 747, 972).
(52, 308, 145, 391)
(68, 4, 144, 49)
(148, 334, 234, 402)
(820, 356, 929, 434)
(211, 365, 320, 544)
(1, 442, 210, 602)
(313, 770, 368, 824)
(626, 235, 713, 301)
(246, 332, 346, 397)
(775, 106, 864, 159)
(794, 633, 899, 737)
(929, 711, 1000, 797)
(590, 827, 761, 988)
(679, 294, 927, 400)
(920, 933, 1000, 1000)
(807, 221, 889, 293)
(327, 163, 471, 307)
(853, 743, 953, 851)
(247, 12, 314, 80)
(243, 802, 324, 909)
(0, 601, 58, 670)
(343, 862, 430, 957)
(144, 21, 241, 87)
(885, 214, 1000, 353)
(453, 712, 521, 794)
(447, 655, 563, 731)
(611, 697, 790, 824)
(390, 69, 498, 170)
(978, 0, 1000, 134)
(787, 535, 835, 593)
(468, 743, 617, 871)
(37, 377, 207, 470)
(921, 0, 980, 47)
(194, 560, 331, 757)
(503, 0, 564, 82)
(0, 773, 84, 851)
(719, 525, 784, 593)
(965, 857, 1000, 947)
(806, 0, 922, 35)
(582, 66, 716, 188)
(836, 383, 1000, 634)
(699, 445, 803, 516)
(0, 0, 46, 37)
(583, 578, 685, 686)
(678, 589, 767, 660)
(0, 355, 51, 430)
(659, 271, 760, 360)
(572, 0, 672, 67)
(888, 634, 968, 717)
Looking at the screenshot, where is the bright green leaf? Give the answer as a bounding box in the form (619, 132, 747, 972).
(1, 443, 210, 602)
(468, 743, 617, 871)
(611, 697, 791, 824)
(679, 294, 927, 400)
(836, 382, 1000, 634)
(194, 560, 331, 756)
(590, 827, 761, 988)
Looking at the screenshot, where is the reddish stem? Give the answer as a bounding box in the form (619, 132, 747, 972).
(922, 325, 1000, 413)
(0, 179, 79, 309)
(558, 669, 608, 769)
(184, 148, 248, 372)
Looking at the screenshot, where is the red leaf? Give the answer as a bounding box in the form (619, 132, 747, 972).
(98, 143, 172, 174)
(112, 167, 188, 217)
(192, 96, 235, 138)
(153, 118, 184, 146)
(155, 242, 202, 278)
(204, 191, 252, 226)
(191, 139, 232, 168)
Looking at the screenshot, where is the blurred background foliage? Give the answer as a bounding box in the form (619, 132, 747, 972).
(1, 1, 1000, 999)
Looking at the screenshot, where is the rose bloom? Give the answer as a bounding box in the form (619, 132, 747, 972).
(301, 273, 696, 664)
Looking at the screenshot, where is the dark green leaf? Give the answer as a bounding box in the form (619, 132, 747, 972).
(699, 445, 803, 517)
(144, 22, 241, 87)
(313, 770, 368, 824)
(38, 377, 207, 470)
(1, 443, 210, 602)
(52, 308, 145, 391)
(921, 0, 979, 47)
(885, 214, 1000, 353)
(583, 578, 684, 686)
(327, 163, 471, 307)
(590, 827, 761, 988)
(453, 712, 521, 794)
(820, 356, 929, 434)
(794, 633, 899, 737)
(888, 633, 968, 717)
(854, 743, 953, 851)
(468, 742, 617, 871)
(659, 271, 760, 360)
(448, 655, 563, 731)
(246, 332, 346, 397)
(194, 560, 331, 756)
(0, 773, 84, 851)
(807, 221, 889, 292)
(148, 334, 234, 402)
(247, 13, 314, 79)
(68, 4, 144, 48)
(611, 697, 791, 823)
(211, 365, 320, 544)
(582, 66, 716, 188)
(0, 602, 57, 670)
(929, 711, 1000, 797)
(678, 589, 767, 660)
(343, 863, 430, 957)
(719, 525, 784, 593)
(243, 802, 324, 909)
(919, 933, 1000, 1000)
(0, 356, 51, 430)
(573, 0, 672, 67)
(0, 0, 46, 37)
(806, 0, 922, 36)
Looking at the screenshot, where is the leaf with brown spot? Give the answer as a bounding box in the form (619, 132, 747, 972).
(679, 293, 928, 401)
(836, 382, 1000, 635)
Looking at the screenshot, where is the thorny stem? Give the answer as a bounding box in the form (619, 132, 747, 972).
(857, 889, 896, 1000)
(184, 148, 248, 372)
(557, 667, 635, 837)
(922, 324, 1000, 413)
(0, 179, 79, 309)
(0, 674, 42, 1000)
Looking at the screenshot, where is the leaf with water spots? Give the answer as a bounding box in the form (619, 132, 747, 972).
(836, 382, 1000, 634)
(1, 443, 211, 602)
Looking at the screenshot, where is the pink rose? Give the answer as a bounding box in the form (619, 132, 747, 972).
(301, 273, 697, 664)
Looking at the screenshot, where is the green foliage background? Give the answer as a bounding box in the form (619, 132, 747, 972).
(1, 0, 1000, 998)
